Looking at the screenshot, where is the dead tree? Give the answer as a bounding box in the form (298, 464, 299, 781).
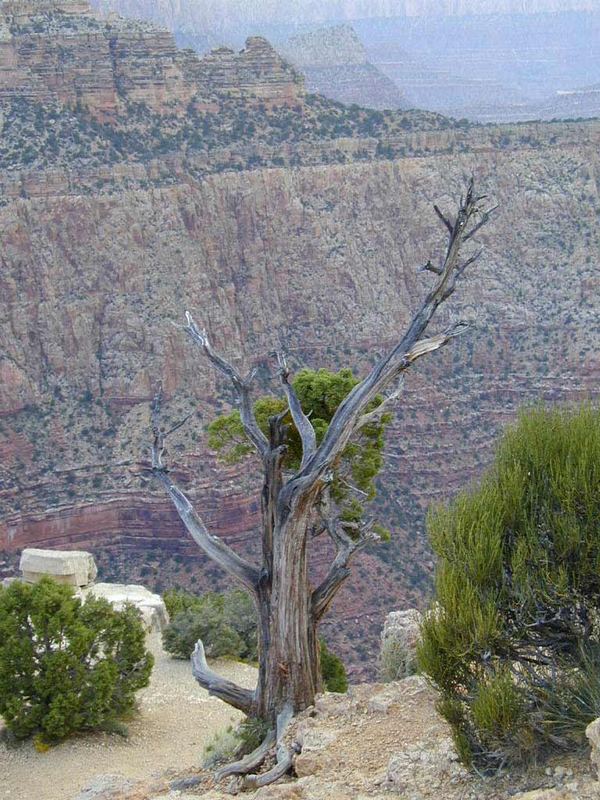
(150, 180, 495, 782)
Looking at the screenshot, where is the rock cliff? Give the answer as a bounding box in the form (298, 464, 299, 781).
(0, 0, 303, 119)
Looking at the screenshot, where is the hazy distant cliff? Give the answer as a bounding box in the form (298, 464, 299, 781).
(90, 0, 596, 30)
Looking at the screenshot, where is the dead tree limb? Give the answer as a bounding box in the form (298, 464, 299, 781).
(284, 179, 493, 502)
(241, 704, 300, 790)
(191, 640, 255, 714)
(276, 352, 317, 468)
(215, 729, 276, 782)
(183, 312, 269, 460)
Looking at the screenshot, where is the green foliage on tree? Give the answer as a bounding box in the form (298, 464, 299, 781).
(0, 578, 153, 743)
(162, 588, 258, 661)
(207, 367, 391, 534)
(319, 639, 349, 693)
(418, 405, 600, 769)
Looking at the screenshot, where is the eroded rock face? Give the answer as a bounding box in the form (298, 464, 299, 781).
(586, 718, 600, 778)
(0, 0, 303, 118)
(79, 582, 169, 631)
(20, 547, 97, 586)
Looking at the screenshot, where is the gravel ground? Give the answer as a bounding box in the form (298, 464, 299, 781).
(0, 634, 257, 800)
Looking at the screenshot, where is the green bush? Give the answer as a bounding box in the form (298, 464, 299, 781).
(320, 639, 348, 693)
(162, 589, 257, 661)
(418, 405, 600, 769)
(0, 578, 153, 742)
(202, 723, 242, 768)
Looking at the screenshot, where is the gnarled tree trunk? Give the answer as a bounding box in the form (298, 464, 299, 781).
(149, 180, 495, 777)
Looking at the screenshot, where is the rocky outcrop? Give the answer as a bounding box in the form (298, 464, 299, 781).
(586, 718, 600, 778)
(0, 0, 303, 119)
(79, 582, 169, 630)
(20, 546, 97, 586)
(379, 608, 423, 679)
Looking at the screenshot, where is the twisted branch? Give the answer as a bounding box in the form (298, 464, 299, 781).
(184, 312, 269, 460)
(151, 387, 260, 592)
(275, 351, 316, 469)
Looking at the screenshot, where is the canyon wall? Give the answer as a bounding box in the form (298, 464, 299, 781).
(1, 132, 599, 669)
(1, 0, 599, 674)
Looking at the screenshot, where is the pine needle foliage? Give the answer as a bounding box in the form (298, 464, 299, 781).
(0, 578, 153, 743)
(207, 368, 392, 536)
(418, 404, 600, 769)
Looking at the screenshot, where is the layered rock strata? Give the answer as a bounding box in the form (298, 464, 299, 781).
(0, 0, 302, 118)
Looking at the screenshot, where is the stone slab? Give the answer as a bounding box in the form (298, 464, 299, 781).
(20, 548, 97, 587)
(79, 583, 169, 632)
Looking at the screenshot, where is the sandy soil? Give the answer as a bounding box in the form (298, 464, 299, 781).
(0, 634, 257, 800)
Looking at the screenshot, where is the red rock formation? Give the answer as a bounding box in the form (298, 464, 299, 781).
(0, 0, 303, 119)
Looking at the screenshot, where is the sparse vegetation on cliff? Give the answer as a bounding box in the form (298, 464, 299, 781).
(419, 404, 600, 770)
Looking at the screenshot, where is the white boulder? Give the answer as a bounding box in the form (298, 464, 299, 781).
(379, 608, 423, 680)
(586, 717, 600, 779)
(79, 583, 169, 632)
(20, 548, 97, 587)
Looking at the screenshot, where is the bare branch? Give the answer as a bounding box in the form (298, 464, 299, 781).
(183, 312, 269, 459)
(464, 204, 498, 242)
(153, 470, 260, 592)
(275, 352, 316, 469)
(215, 729, 276, 782)
(191, 640, 255, 715)
(241, 703, 300, 790)
(355, 376, 405, 432)
(151, 387, 260, 591)
(312, 513, 380, 621)
(282, 181, 494, 504)
(433, 203, 453, 233)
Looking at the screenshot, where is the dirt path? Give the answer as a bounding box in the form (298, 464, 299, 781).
(0, 634, 257, 800)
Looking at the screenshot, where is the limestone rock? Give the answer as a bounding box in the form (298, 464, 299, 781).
(587, 717, 600, 778)
(20, 547, 97, 587)
(74, 774, 134, 800)
(79, 583, 169, 631)
(385, 733, 471, 799)
(379, 608, 423, 680)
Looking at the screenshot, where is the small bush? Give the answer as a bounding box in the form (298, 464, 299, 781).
(320, 639, 348, 693)
(162, 589, 257, 661)
(379, 634, 418, 682)
(202, 724, 242, 768)
(0, 578, 153, 742)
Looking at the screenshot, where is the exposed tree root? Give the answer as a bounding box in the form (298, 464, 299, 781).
(240, 704, 301, 790)
(214, 729, 276, 782)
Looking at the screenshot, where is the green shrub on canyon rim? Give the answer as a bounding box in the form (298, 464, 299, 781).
(418, 404, 600, 770)
(0, 578, 153, 744)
